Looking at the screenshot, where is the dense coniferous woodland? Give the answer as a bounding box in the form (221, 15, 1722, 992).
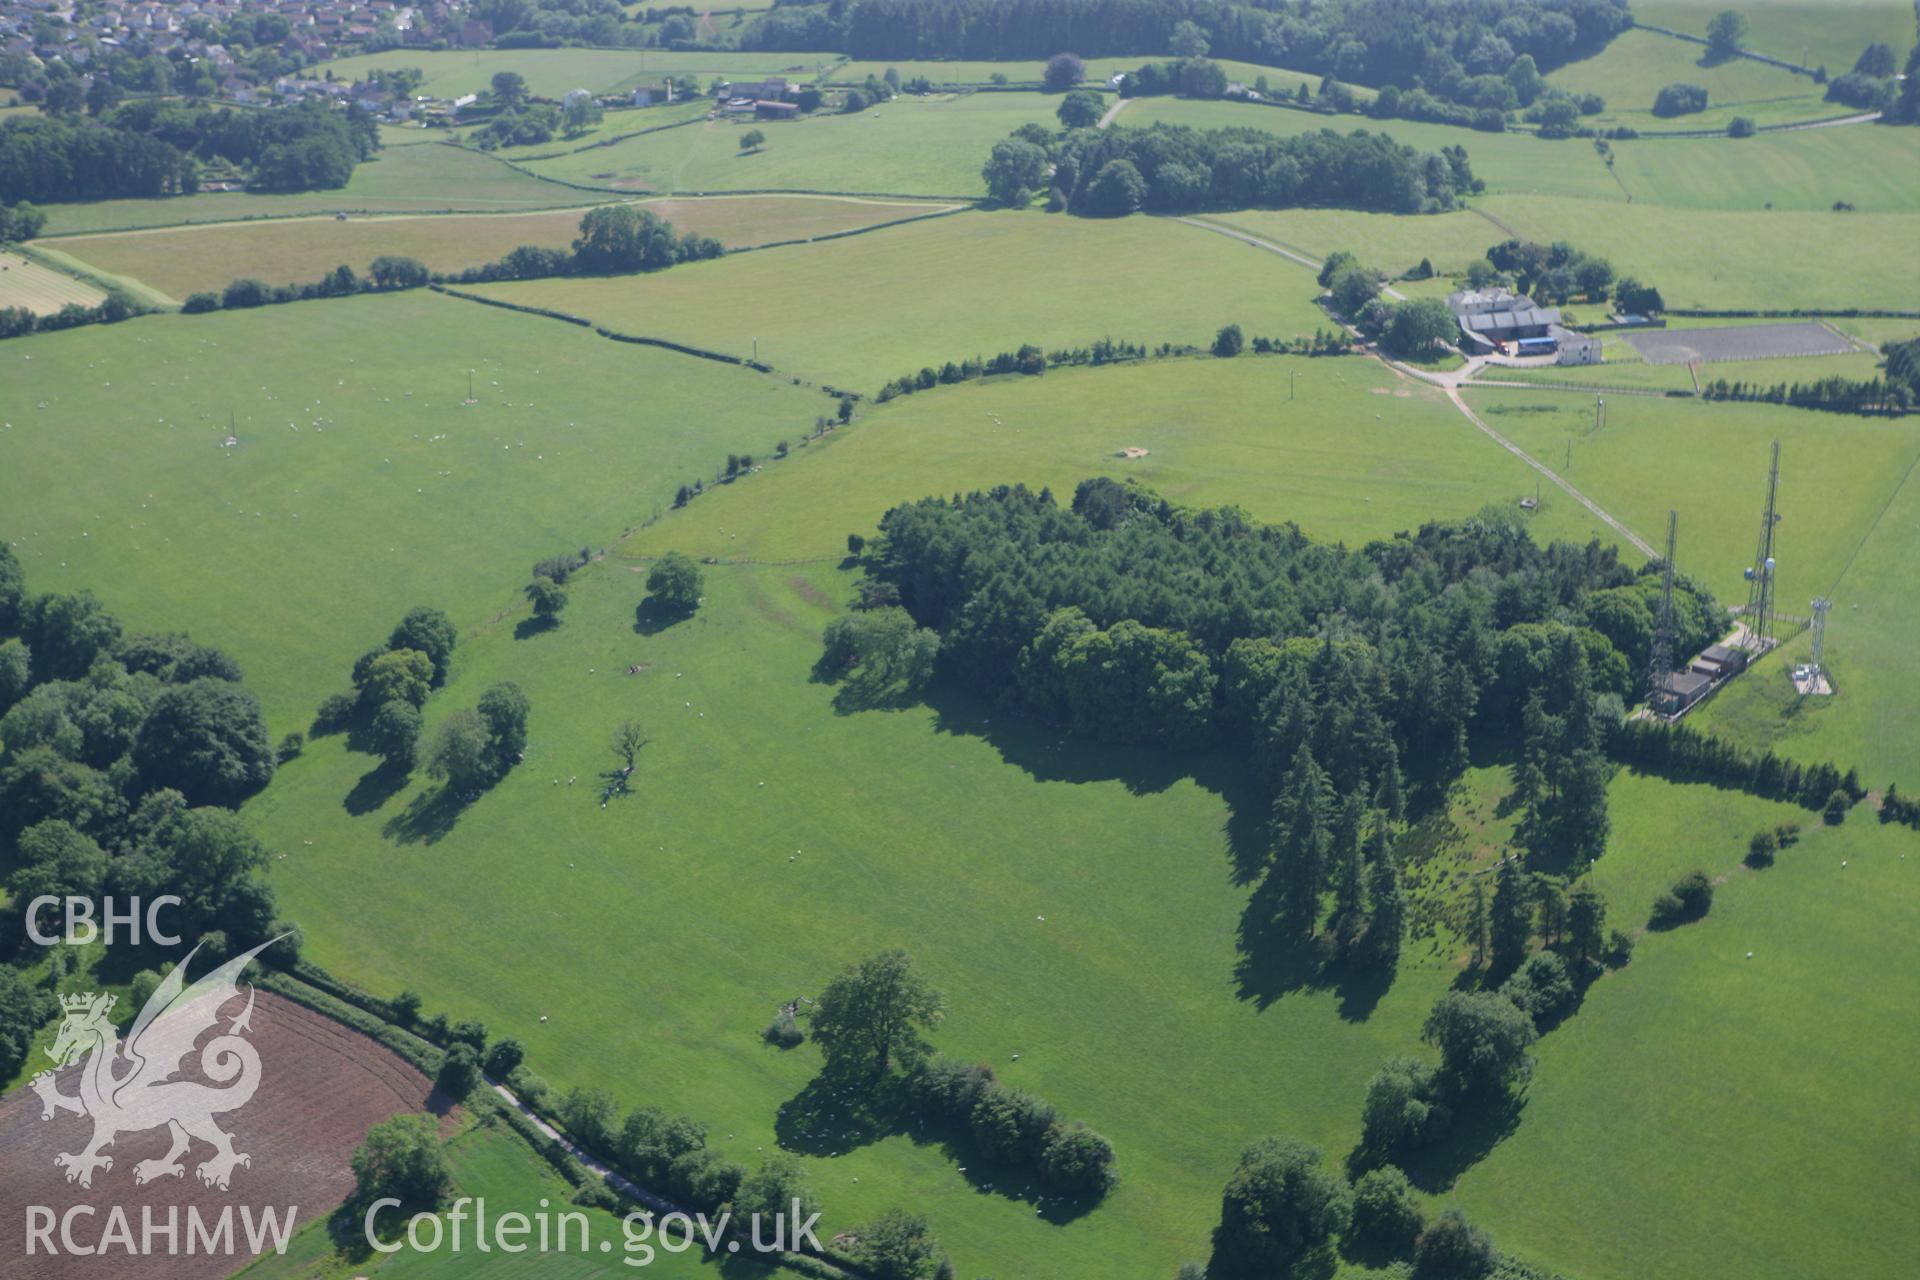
(854, 479, 1718, 784)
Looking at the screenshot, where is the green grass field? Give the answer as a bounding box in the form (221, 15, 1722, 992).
(1454, 794, 1920, 1280)
(44, 196, 957, 298)
(1634, 0, 1920, 77)
(1698, 448, 1920, 784)
(468, 210, 1339, 389)
(622, 357, 1606, 563)
(1460, 387, 1920, 609)
(1123, 94, 1920, 214)
(1546, 26, 1832, 130)
(8, 32, 1920, 1279)
(0, 249, 107, 314)
(0, 293, 824, 726)
(35, 142, 598, 236)
(314, 48, 835, 99)
(229, 351, 1904, 1278)
(520, 92, 1058, 196)
(1606, 122, 1920, 211)
(1197, 207, 1507, 277)
(1479, 196, 1920, 309)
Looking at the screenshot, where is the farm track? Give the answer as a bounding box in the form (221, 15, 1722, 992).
(1164, 213, 1659, 556)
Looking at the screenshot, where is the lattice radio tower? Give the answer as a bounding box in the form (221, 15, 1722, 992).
(1743, 441, 1781, 651)
(1809, 596, 1832, 678)
(1648, 510, 1679, 714)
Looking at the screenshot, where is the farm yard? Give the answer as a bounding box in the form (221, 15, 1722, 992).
(3, 3, 1920, 1278)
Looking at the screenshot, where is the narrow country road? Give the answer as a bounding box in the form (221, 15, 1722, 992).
(490, 1081, 683, 1214)
(1098, 96, 1131, 128)
(1165, 214, 1659, 559)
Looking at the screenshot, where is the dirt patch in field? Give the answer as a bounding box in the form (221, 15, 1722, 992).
(789, 575, 832, 608)
(0, 990, 442, 1279)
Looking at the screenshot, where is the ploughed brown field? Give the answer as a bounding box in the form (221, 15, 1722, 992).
(0, 990, 443, 1279)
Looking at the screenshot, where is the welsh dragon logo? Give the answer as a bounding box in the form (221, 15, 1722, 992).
(29, 937, 283, 1191)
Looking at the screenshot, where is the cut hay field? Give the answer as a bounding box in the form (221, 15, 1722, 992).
(0, 250, 106, 314)
(0, 292, 825, 726)
(314, 48, 833, 100)
(34, 143, 595, 236)
(1546, 26, 1832, 130)
(1479, 196, 1920, 309)
(1634, 0, 1920, 77)
(520, 92, 1058, 195)
(469, 211, 1337, 390)
(1459, 387, 1920, 609)
(44, 196, 958, 299)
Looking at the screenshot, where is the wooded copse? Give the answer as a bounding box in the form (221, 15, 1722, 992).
(987, 121, 1482, 214)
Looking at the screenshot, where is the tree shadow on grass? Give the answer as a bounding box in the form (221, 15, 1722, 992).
(381, 785, 475, 845)
(344, 761, 410, 816)
(1387, 1089, 1527, 1195)
(634, 598, 694, 636)
(918, 682, 1416, 1021)
(773, 1070, 1101, 1225)
(514, 615, 560, 640)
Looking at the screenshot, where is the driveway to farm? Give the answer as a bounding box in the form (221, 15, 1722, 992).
(1168, 213, 1656, 557)
(1098, 96, 1131, 128)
